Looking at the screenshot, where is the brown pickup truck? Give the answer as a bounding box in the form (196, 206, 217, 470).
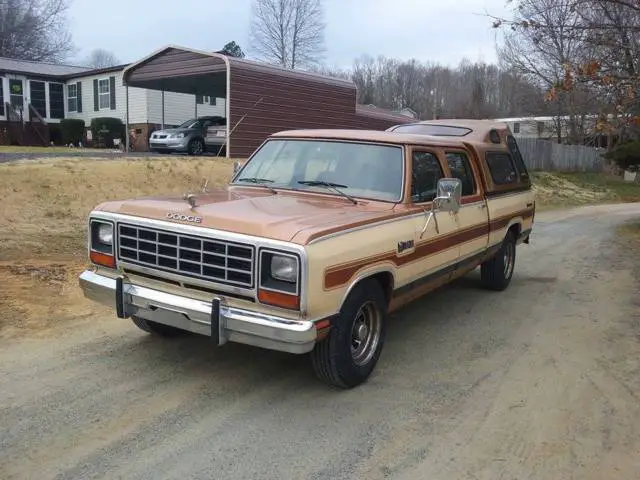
(79, 119, 535, 388)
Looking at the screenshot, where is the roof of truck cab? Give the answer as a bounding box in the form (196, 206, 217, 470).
(270, 129, 470, 147)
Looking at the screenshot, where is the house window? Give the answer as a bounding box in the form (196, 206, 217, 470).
(513, 122, 520, 134)
(98, 78, 110, 109)
(196, 95, 216, 106)
(49, 83, 65, 119)
(0, 78, 4, 116)
(67, 83, 78, 112)
(29, 81, 47, 118)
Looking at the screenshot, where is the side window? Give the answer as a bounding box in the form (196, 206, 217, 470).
(506, 135, 530, 182)
(445, 152, 476, 196)
(486, 152, 518, 185)
(411, 151, 444, 203)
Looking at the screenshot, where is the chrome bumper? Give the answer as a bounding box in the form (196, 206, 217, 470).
(79, 270, 317, 354)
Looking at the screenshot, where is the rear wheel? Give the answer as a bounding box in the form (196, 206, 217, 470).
(131, 316, 185, 337)
(480, 230, 516, 291)
(311, 279, 387, 388)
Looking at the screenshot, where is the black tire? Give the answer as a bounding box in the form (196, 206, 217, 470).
(311, 279, 387, 389)
(131, 316, 185, 337)
(480, 230, 517, 291)
(187, 137, 204, 156)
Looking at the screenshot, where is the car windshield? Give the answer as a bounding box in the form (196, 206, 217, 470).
(232, 139, 405, 202)
(177, 119, 200, 129)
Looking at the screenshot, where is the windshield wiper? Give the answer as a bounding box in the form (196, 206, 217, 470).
(298, 180, 357, 204)
(236, 177, 278, 194)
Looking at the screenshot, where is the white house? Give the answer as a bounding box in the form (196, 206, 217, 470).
(0, 56, 225, 146)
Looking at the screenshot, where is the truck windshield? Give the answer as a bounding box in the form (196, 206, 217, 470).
(232, 139, 405, 202)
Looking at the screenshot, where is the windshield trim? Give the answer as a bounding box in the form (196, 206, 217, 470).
(231, 138, 406, 204)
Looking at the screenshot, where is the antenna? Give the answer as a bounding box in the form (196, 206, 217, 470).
(202, 96, 265, 193)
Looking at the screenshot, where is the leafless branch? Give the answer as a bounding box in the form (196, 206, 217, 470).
(0, 0, 74, 62)
(248, 0, 325, 69)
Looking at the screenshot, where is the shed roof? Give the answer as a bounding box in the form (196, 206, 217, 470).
(0, 56, 89, 77)
(122, 45, 353, 88)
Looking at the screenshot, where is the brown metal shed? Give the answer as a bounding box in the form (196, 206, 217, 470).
(122, 45, 413, 158)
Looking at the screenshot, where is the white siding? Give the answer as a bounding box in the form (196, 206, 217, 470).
(65, 71, 147, 125)
(146, 90, 225, 126)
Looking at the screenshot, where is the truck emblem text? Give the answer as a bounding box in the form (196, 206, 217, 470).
(166, 212, 203, 224)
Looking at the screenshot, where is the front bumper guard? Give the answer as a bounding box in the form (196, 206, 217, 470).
(79, 270, 317, 354)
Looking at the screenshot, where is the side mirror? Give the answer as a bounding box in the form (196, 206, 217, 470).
(433, 178, 462, 213)
(233, 160, 241, 174)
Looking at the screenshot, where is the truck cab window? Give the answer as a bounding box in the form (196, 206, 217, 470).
(486, 152, 518, 185)
(411, 151, 443, 203)
(506, 135, 530, 182)
(445, 152, 476, 196)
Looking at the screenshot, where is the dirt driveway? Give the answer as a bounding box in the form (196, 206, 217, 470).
(1, 203, 639, 480)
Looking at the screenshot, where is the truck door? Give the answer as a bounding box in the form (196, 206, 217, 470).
(442, 149, 490, 264)
(395, 149, 459, 299)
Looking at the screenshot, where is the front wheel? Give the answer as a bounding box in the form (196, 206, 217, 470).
(187, 138, 204, 156)
(480, 230, 516, 291)
(311, 279, 387, 388)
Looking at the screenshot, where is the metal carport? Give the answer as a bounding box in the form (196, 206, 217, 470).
(122, 45, 412, 158)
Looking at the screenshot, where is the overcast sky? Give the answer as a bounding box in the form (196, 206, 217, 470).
(68, 0, 511, 68)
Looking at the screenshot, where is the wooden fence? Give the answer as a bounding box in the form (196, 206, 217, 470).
(516, 137, 605, 172)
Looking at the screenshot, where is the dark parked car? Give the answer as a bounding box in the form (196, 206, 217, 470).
(149, 116, 227, 155)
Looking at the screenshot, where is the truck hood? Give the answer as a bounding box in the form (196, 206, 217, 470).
(94, 188, 404, 245)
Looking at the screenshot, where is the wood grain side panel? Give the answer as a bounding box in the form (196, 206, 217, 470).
(323, 207, 533, 290)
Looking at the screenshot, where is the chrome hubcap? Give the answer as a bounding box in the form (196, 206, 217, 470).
(194, 140, 202, 154)
(350, 301, 381, 366)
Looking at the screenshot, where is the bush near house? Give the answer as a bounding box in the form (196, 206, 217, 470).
(604, 141, 640, 172)
(90, 117, 125, 148)
(59, 119, 85, 146)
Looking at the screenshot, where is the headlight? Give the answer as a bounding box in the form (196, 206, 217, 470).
(97, 223, 113, 245)
(271, 255, 298, 282)
(172, 133, 185, 139)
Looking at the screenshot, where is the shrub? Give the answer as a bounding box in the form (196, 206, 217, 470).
(59, 119, 86, 145)
(90, 117, 125, 148)
(604, 141, 640, 172)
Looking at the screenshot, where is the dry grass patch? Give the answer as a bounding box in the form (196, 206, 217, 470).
(0, 156, 234, 335)
(532, 172, 640, 210)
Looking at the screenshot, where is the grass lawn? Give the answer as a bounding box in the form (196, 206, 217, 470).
(531, 171, 640, 210)
(0, 145, 110, 154)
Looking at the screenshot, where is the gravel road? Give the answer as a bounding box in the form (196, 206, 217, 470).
(1, 203, 639, 480)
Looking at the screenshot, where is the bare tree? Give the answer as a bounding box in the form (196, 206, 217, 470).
(490, 0, 640, 142)
(249, 0, 325, 69)
(0, 0, 73, 62)
(82, 48, 120, 68)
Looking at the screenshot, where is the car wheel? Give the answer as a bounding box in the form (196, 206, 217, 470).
(131, 316, 186, 337)
(480, 230, 516, 291)
(188, 138, 204, 156)
(311, 278, 387, 388)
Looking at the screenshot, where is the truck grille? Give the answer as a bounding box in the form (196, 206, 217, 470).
(116, 223, 255, 288)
